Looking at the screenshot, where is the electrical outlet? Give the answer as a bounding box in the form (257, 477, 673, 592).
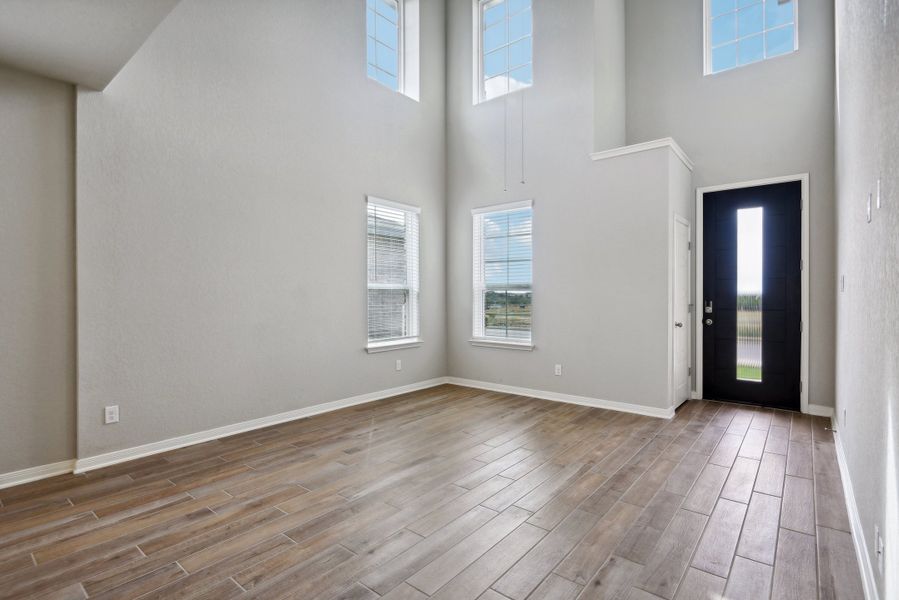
(875, 525, 885, 574)
(554, 364, 562, 376)
(104, 405, 119, 425)
(395, 359, 402, 372)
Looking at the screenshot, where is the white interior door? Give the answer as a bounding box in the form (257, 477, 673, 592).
(673, 216, 692, 407)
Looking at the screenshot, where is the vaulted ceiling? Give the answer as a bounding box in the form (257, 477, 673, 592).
(0, 0, 180, 90)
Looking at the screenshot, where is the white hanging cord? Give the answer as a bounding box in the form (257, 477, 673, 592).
(520, 92, 526, 184)
(503, 94, 508, 192)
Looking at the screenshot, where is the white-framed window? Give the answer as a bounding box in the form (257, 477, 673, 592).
(475, 0, 533, 103)
(471, 200, 533, 349)
(367, 197, 421, 352)
(367, 0, 403, 92)
(704, 0, 798, 75)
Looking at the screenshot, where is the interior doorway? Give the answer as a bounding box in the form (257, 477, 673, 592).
(672, 215, 692, 409)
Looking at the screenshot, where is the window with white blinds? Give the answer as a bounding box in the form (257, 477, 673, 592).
(472, 201, 533, 347)
(367, 197, 421, 348)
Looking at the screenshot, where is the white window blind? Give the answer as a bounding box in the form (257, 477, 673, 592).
(367, 198, 420, 346)
(472, 201, 533, 344)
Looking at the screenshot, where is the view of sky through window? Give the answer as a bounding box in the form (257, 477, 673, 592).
(708, 0, 797, 74)
(481, 0, 533, 101)
(367, 0, 401, 91)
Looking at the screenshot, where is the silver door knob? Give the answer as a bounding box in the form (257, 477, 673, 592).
(675, 322, 684, 328)
(705, 318, 713, 326)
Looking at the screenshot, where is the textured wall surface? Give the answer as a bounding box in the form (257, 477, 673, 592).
(834, 1, 899, 597)
(626, 0, 837, 408)
(75, 0, 447, 459)
(446, 0, 691, 411)
(0, 66, 76, 473)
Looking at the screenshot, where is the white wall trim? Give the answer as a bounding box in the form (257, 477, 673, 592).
(73, 377, 448, 474)
(4, 375, 679, 486)
(834, 430, 881, 600)
(471, 199, 533, 215)
(806, 403, 834, 418)
(446, 377, 675, 419)
(589, 137, 695, 172)
(695, 174, 813, 414)
(0, 459, 76, 491)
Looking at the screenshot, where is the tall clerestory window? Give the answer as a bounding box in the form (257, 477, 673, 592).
(367, 0, 402, 91)
(705, 0, 798, 75)
(366, 0, 421, 100)
(476, 0, 533, 103)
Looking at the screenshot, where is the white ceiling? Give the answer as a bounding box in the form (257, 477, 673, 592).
(0, 0, 180, 90)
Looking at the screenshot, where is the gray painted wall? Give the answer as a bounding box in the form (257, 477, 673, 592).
(0, 66, 76, 473)
(835, 1, 899, 596)
(625, 0, 836, 408)
(446, 0, 691, 412)
(593, 0, 626, 150)
(75, 0, 447, 459)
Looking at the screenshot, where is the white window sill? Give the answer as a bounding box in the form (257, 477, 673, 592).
(366, 338, 423, 354)
(469, 338, 535, 351)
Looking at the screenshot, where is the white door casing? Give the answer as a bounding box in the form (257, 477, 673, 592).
(673, 215, 692, 408)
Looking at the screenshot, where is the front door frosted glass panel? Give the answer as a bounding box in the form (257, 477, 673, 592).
(736, 207, 763, 381)
(702, 180, 801, 410)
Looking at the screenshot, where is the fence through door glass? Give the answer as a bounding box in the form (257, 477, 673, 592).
(737, 207, 763, 381)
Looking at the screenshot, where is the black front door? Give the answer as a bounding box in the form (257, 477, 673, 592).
(702, 181, 801, 410)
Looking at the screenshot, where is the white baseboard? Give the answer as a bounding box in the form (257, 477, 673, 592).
(834, 430, 881, 600)
(807, 403, 835, 418)
(0, 459, 77, 491)
(446, 377, 675, 419)
(1, 375, 685, 487)
(73, 377, 449, 474)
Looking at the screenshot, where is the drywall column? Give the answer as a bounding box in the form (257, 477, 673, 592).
(593, 0, 626, 151)
(0, 65, 76, 475)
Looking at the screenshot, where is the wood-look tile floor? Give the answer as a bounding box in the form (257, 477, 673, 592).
(0, 385, 864, 600)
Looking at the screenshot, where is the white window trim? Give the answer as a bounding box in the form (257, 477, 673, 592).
(366, 196, 422, 353)
(469, 338, 535, 350)
(702, 0, 799, 76)
(366, 338, 423, 353)
(472, 0, 534, 105)
(470, 199, 534, 350)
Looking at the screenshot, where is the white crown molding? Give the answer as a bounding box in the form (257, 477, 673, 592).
(589, 137, 695, 172)
(834, 430, 881, 600)
(73, 378, 449, 474)
(0, 459, 76, 491)
(446, 377, 675, 419)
